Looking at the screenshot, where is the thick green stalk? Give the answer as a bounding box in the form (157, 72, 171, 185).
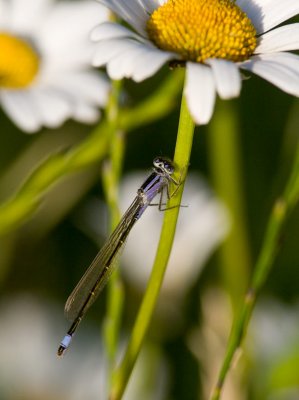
(109, 92, 195, 400)
(210, 141, 299, 400)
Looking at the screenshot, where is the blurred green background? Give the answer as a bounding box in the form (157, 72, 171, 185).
(0, 59, 299, 400)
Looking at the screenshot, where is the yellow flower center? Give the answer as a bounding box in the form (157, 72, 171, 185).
(147, 0, 257, 63)
(0, 32, 40, 89)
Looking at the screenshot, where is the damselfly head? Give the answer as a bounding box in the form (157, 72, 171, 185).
(153, 156, 174, 176)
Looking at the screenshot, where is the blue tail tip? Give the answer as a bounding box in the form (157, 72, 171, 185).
(57, 334, 72, 357)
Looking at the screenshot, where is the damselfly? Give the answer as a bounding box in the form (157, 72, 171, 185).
(57, 157, 180, 356)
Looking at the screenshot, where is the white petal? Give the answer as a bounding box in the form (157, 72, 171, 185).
(107, 42, 173, 81)
(238, 0, 299, 34)
(43, 1, 108, 41)
(185, 62, 216, 125)
(29, 88, 73, 128)
(51, 71, 110, 106)
(6, 0, 52, 35)
(73, 104, 101, 124)
(97, 0, 149, 37)
(256, 23, 299, 54)
(90, 22, 140, 42)
(41, 41, 95, 72)
(139, 0, 159, 13)
(32, 87, 101, 126)
(206, 59, 241, 99)
(92, 39, 141, 67)
(240, 52, 299, 96)
(0, 0, 10, 27)
(0, 91, 42, 133)
(131, 49, 173, 81)
(40, 1, 107, 56)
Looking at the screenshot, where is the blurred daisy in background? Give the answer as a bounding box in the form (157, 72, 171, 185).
(188, 293, 299, 400)
(249, 299, 299, 400)
(0, 294, 107, 400)
(0, 0, 110, 133)
(92, 0, 299, 124)
(78, 171, 230, 327)
(0, 294, 169, 399)
(188, 289, 245, 400)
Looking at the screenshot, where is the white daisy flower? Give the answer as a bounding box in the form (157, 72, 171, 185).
(92, 0, 299, 125)
(0, 0, 111, 133)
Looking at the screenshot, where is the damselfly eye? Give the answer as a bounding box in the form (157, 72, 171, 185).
(153, 157, 175, 175)
(164, 161, 174, 174)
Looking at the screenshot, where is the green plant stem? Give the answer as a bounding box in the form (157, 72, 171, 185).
(210, 141, 299, 400)
(109, 91, 195, 400)
(0, 71, 184, 237)
(102, 80, 125, 374)
(207, 100, 251, 308)
(102, 133, 125, 375)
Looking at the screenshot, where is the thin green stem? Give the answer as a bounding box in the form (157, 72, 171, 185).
(102, 134, 125, 375)
(102, 80, 125, 375)
(109, 88, 195, 400)
(210, 141, 299, 400)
